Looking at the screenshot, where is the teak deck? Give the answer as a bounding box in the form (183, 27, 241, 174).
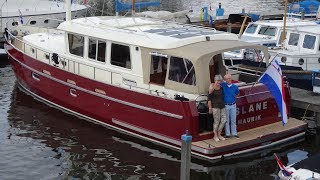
(193, 118, 306, 148)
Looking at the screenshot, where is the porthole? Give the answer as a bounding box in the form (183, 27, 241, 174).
(30, 20, 37, 25)
(44, 19, 49, 23)
(298, 58, 304, 65)
(281, 56, 287, 63)
(318, 57, 320, 63)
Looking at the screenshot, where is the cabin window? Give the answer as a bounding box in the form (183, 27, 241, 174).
(245, 24, 258, 34)
(30, 21, 37, 25)
(111, 43, 131, 69)
(149, 53, 168, 85)
(258, 26, 276, 36)
(88, 38, 106, 62)
(288, 33, 300, 46)
(302, 35, 316, 49)
(168, 56, 196, 85)
(44, 19, 49, 23)
(68, 34, 84, 57)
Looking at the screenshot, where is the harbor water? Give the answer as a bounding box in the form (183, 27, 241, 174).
(1, 0, 320, 179)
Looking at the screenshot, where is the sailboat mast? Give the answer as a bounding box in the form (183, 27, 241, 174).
(132, 0, 135, 15)
(281, 0, 288, 48)
(66, 0, 71, 21)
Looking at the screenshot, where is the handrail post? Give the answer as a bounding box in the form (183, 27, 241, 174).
(180, 130, 192, 180)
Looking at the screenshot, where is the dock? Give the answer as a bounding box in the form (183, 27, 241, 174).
(290, 87, 320, 127)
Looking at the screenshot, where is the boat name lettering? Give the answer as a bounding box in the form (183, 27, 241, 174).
(236, 101, 267, 115)
(123, 78, 137, 87)
(237, 115, 261, 125)
(149, 52, 168, 57)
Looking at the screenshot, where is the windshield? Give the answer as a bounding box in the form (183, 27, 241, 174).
(258, 26, 277, 36)
(245, 24, 258, 34)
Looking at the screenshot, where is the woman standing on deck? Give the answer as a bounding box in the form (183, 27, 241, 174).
(208, 75, 226, 142)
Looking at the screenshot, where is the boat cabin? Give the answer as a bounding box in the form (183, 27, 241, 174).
(270, 26, 320, 71)
(223, 19, 318, 65)
(241, 19, 318, 47)
(17, 17, 270, 99)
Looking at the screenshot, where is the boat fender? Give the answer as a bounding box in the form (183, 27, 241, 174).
(52, 53, 59, 65)
(174, 94, 189, 101)
(197, 101, 208, 113)
(4, 28, 8, 40)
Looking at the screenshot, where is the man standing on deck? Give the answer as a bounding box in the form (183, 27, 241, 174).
(221, 74, 240, 138)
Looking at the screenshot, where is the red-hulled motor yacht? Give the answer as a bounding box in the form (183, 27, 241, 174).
(4, 0, 307, 161)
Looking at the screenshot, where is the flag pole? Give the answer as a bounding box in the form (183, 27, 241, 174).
(249, 53, 280, 91)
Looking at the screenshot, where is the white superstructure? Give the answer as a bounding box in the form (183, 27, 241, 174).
(0, 0, 87, 35)
(269, 26, 320, 71)
(240, 19, 319, 46)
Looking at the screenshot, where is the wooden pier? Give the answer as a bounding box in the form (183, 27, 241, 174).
(290, 87, 320, 127)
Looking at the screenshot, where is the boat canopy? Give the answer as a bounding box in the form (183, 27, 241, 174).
(142, 40, 269, 94)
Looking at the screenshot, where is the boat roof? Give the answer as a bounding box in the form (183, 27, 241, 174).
(57, 16, 240, 49)
(249, 19, 318, 27)
(292, 153, 320, 173)
(0, 0, 87, 17)
(287, 25, 320, 34)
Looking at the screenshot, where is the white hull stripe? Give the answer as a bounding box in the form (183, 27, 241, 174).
(7, 49, 183, 119)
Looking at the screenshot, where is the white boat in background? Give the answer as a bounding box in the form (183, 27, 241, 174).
(0, 0, 88, 57)
(240, 19, 319, 47)
(266, 25, 320, 90)
(0, 0, 88, 33)
(223, 18, 319, 66)
(275, 153, 320, 180)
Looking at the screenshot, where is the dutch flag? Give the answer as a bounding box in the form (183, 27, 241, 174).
(258, 57, 288, 125)
(274, 153, 293, 177)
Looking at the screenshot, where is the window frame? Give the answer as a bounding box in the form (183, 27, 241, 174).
(168, 56, 196, 86)
(258, 26, 277, 36)
(245, 24, 258, 34)
(87, 37, 107, 64)
(68, 33, 85, 58)
(302, 34, 316, 50)
(110, 42, 132, 70)
(288, 32, 300, 46)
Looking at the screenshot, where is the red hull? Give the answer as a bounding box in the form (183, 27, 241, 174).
(5, 43, 307, 160)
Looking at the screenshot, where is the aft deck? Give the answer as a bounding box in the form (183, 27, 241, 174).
(192, 118, 306, 159)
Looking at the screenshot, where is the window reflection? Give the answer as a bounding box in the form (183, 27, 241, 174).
(302, 35, 316, 49)
(288, 33, 300, 46)
(168, 57, 196, 85)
